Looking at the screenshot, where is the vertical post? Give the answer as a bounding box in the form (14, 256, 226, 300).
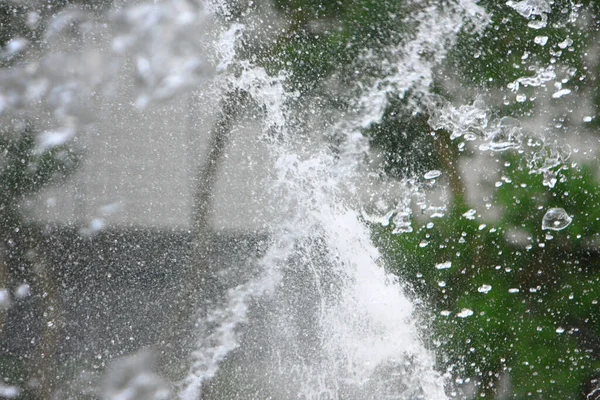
(160, 89, 249, 384)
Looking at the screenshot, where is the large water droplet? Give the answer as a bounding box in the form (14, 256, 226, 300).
(542, 207, 572, 231)
(424, 170, 441, 180)
(477, 284, 492, 294)
(435, 261, 452, 270)
(534, 36, 548, 46)
(552, 89, 571, 99)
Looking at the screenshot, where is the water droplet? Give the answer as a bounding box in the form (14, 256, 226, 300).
(438, 281, 446, 287)
(516, 93, 527, 102)
(457, 309, 474, 318)
(380, 210, 395, 227)
(556, 327, 565, 334)
(541, 208, 572, 231)
(462, 209, 476, 220)
(392, 211, 413, 234)
(15, 284, 30, 299)
(527, 17, 547, 29)
(552, 89, 571, 98)
(508, 288, 520, 294)
(506, 0, 551, 19)
(477, 284, 492, 294)
(479, 117, 521, 151)
(419, 240, 429, 248)
(0, 383, 21, 398)
(424, 170, 441, 180)
(558, 38, 573, 49)
(435, 261, 452, 270)
(0, 38, 29, 62)
(534, 36, 548, 46)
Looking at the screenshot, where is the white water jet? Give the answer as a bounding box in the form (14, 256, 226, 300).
(177, 1, 489, 399)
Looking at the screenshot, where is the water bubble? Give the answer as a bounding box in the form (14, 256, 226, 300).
(380, 210, 395, 227)
(555, 327, 565, 334)
(479, 117, 521, 151)
(509, 66, 555, 91)
(508, 288, 520, 294)
(541, 208, 572, 231)
(424, 170, 441, 180)
(477, 284, 492, 294)
(542, 170, 558, 188)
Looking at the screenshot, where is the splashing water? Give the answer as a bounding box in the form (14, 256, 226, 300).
(0, 0, 490, 398)
(541, 207, 573, 231)
(1, 0, 590, 397)
(178, 1, 488, 399)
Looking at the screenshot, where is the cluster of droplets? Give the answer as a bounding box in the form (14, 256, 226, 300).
(428, 95, 572, 189)
(353, 0, 489, 131)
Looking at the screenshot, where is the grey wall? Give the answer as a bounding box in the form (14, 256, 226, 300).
(23, 90, 280, 233)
